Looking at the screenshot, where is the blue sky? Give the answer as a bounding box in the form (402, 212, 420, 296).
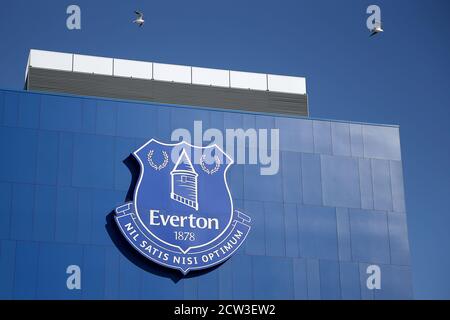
(0, 0, 449, 299)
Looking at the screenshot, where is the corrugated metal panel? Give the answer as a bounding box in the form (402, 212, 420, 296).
(27, 67, 308, 116)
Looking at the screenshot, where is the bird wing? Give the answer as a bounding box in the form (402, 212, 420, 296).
(135, 11, 143, 18)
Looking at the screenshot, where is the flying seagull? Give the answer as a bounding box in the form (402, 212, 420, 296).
(133, 11, 145, 27)
(370, 21, 383, 37)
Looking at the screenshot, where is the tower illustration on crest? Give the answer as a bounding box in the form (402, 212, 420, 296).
(170, 149, 199, 211)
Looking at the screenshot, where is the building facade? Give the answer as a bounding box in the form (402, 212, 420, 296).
(0, 50, 413, 299)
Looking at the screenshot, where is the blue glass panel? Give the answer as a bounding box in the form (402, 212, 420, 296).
(371, 159, 393, 211)
(198, 269, 219, 300)
(36, 131, 58, 185)
(349, 209, 390, 264)
(82, 246, 105, 299)
(232, 254, 252, 299)
(306, 259, 320, 299)
(116, 102, 158, 139)
(374, 265, 413, 300)
(224, 112, 243, 131)
(33, 185, 56, 242)
(284, 203, 299, 258)
(0, 240, 16, 299)
(388, 213, 410, 265)
(171, 107, 211, 137)
(10, 184, 34, 241)
(292, 258, 308, 299)
(72, 133, 115, 189)
(57, 132, 74, 186)
(141, 272, 183, 300)
(228, 164, 243, 200)
(0, 92, 4, 124)
(104, 247, 120, 299)
(275, 118, 313, 153)
(389, 161, 406, 213)
(358, 159, 374, 210)
(336, 208, 351, 261)
(331, 122, 351, 156)
(218, 260, 233, 299)
(281, 151, 302, 203)
(264, 202, 285, 257)
(55, 187, 78, 243)
(91, 189, 122, 245)
(243, 200, 265, 255)
(18, 93, 40, 129)
(2, 92, 19, 126)
(313, 120, 332, 154)
(40, 95, 83, 132)
(183, 277, 198, 300)
(36, 243, 83, 299)
(13, 242, 39, 299)
(253, 256, 294, 299)
(340, 262, 361, 299)
(96, 101, 117, 136)
(244, 159, 282, 202)
(0, 127, 38, 183)
(118, 254, 141, 299)
(319, 260, 341, 300)
(298, 205, 337, 260)
(363, 125, 401, 160)
(0, 183, 12, 239)
(77, 189, 92, 245)
(301, 153, 322, 205)
(349, 124, 364, 157)
(114, 137, 137, 191)
(321, 155, 361, 208)
(81, 99, 96, 134)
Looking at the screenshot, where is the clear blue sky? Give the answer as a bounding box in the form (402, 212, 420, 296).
(0, 0, 449, 299)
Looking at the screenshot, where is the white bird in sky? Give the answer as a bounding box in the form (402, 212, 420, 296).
(370, 21, 383, 37)
(133, 11, 145, 27)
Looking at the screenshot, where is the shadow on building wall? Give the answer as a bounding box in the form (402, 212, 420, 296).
(104, 154, 224, 283)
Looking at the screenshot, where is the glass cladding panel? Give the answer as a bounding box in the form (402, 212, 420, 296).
(264, 202, 285, 256)
(18, 93, 40, 129)
(198, 268, 219, 300)
(33, 185, 56, 242)
(10, 184, 34, 241)
(0, 241, 16, 299)
(244, 201, 265, 255)
(301, 153, 323, 205)
(13, 241, 39, 299)
(349, 124, 364, 157)
(285, 203, 300, 257)
(374, 265, 413, 300)
(2, 92, 19, 127)
(390, 161, 406, 213)
(116, 102, 158, 139)
(77, 189, 93, 244)
(104, 247, 120, 299)
(359, 263, 374, 300)
(55, 187, 78, 243)
(319, 260, 341, 299)
(371, 159, 393, 211)
(275, 117, 314, 153)
(36, 243, 83, 299)
(232, 254, 253, 299)
(349, 209, 390, 264)
(363, 125, 401, 160)
(40, 95, 83, 132)
(81, 246, 106, 299)
(331, 122, 351, 156)
(313, 120, 332, 154)
(306, 259, 321, 299)
(218, 261, 233, 299)
(0, 183, 12, 239)
(57, 132, 74, 186)
(281, 151, 302, 203)
(336, 208, 351, 261)
(183, 277, 198, 300)
(340, 262, 361, 299)
(0, 92, 4, 124)
(253, 256, 294, 299)
(36, 131, 59, 185)
(298, 205, 338, 260)
(358, 159, 374, 210)
(388, 213, 411, 265)
(321, 155, 361, 208)
(95, 101, 117, 136)
(293, 258, 308, 299)
(244, 160, 282, 202)
(119, 254, 141, 299)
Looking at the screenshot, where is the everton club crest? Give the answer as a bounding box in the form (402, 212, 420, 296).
(115, 139, 251, 274)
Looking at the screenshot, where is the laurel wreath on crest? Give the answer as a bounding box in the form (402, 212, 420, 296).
(200, 154, 221, 175)
(147, 150, 169, 171)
